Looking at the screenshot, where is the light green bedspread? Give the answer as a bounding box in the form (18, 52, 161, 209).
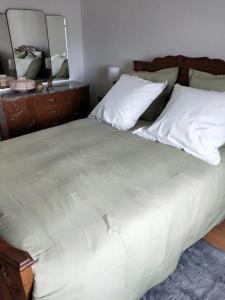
(0, 118, 225, 300)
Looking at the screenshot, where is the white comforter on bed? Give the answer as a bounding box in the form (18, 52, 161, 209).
(0, 119, 225, 300)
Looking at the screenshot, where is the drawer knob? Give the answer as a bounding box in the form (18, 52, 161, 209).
(48, 98, 56, 103)
(51, 110, 57, 114)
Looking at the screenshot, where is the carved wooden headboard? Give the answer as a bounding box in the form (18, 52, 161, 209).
(133, 55, 225, 86)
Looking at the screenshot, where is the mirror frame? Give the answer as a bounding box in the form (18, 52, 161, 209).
(46, 14, 70, 82)
(0, 12, 17, 87)
(6, 8, 52, 81)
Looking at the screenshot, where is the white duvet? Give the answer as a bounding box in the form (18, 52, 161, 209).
(0, 119, 225, 300)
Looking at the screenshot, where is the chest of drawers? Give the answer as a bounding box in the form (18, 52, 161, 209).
(0, 82, 89, 140)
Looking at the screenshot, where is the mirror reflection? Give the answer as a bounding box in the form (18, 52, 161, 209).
(46, 15, 69, 80)
(7, 9, 51, 81)
(0, 13, 16, 86)
(0, 9, 70, 89)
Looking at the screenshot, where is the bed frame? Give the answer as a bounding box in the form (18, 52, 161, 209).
(1, 55, 225, 300)
(134, 55, 225, 85)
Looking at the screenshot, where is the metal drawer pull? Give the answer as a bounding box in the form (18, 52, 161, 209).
(51, 110, 57, 114)
(48, 98, 56, 103)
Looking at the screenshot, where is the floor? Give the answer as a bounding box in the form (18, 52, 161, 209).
(141, 239, 225, 300)
(204, 220, 225, 252)
(140, 220, 225, 300)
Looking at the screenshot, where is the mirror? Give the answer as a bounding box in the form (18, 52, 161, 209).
(0, 14, 16, 79)
(0, 9, 70, 89)
(7, 9, 51, 81)
(46, 15, 69, 80)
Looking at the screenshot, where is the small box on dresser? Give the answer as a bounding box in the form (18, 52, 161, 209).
(0, 82, 90, 140)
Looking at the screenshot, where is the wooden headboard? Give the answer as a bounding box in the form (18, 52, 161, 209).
(133, 55, 225, 86)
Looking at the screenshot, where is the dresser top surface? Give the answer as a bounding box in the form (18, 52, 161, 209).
(0, 81, 88, 101)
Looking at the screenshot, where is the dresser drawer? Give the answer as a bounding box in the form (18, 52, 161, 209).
(34, 90, 73, 129)
(34, 92, 67, 107)
(4, 98, 32, 114)
(0, 83, 90, 140)
(35, 103, 73, 129)
(3, 98, 36, 138)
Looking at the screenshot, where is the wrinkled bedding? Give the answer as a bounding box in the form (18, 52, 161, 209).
(0, 118, 225, 300)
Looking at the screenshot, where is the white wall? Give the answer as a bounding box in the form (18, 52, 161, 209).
(81, 0, 225, 105)
(0, 0, 84, 82)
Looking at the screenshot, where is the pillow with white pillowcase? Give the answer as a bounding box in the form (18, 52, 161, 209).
(133, 84, 225, 165)
(89, 74, 167, 130)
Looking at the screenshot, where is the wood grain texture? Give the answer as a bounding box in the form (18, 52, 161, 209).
(0, 238, 34, 300)
(134, 55, 225, 86)
(0, 83, 90, 140)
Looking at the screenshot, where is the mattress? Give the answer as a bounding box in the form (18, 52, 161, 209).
(0, 118, 225, 300)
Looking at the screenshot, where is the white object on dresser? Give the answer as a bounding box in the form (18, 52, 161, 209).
(89, 74, 167, 130)
(133, 84, 225, 165)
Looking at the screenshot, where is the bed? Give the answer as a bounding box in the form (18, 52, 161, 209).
(1, 55, 225, 300)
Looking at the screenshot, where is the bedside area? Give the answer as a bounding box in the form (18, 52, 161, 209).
(0, 82, 90, 140)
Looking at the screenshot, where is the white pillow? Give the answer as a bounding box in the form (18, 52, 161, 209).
(133, 84, 225, 165)
(89, 74, 167, 130)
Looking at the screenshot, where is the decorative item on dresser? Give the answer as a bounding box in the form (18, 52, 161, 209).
(0, 82, 90, 140)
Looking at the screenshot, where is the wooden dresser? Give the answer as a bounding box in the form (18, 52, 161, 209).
(0, 82, 90, 140)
